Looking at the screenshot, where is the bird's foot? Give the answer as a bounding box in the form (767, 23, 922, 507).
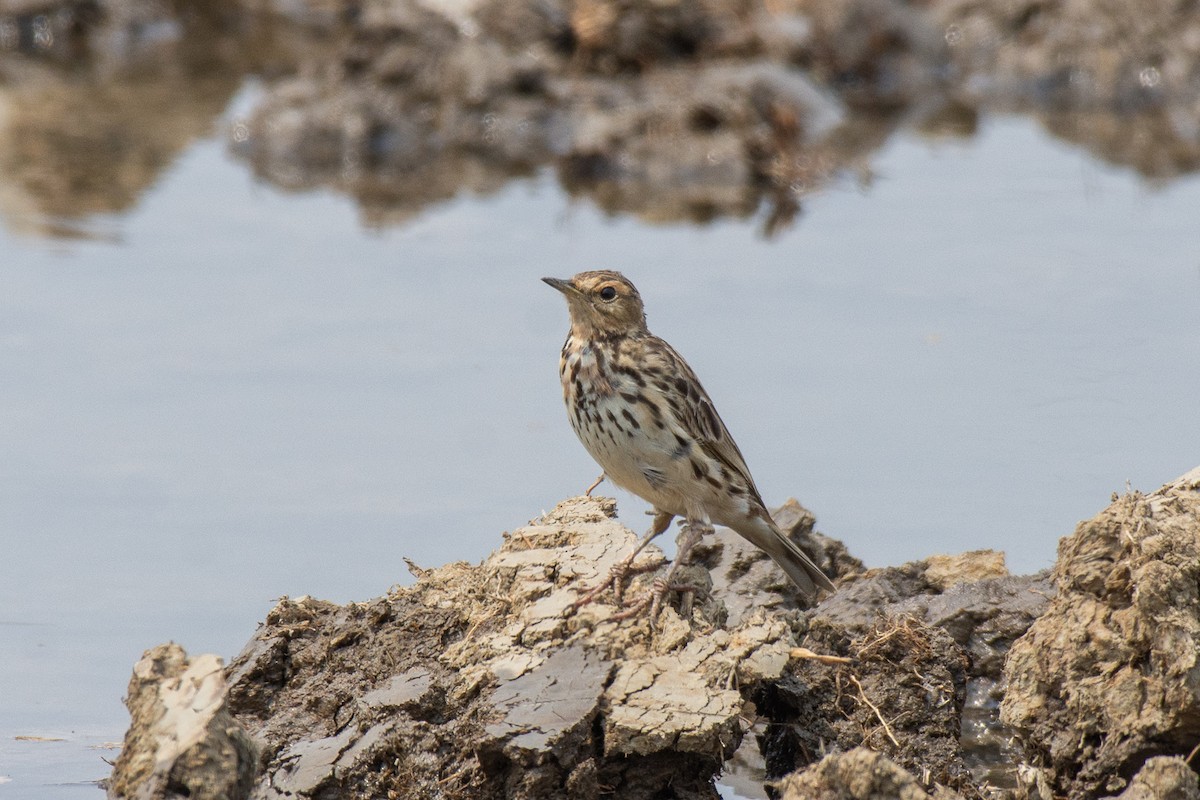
(567, 510, 673, 613)
(610, 577, 705, 625)
(570, 554, 666, 611)
(612, 520, 711, 626)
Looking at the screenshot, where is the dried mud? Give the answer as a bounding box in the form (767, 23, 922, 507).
(106, 467, 1200, 799)
(1002, 468, 1200, 800)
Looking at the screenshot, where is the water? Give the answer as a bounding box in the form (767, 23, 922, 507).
(1, 97, 1198, 795)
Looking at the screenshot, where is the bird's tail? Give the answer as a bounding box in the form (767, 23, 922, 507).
(736, 515, 836, 602)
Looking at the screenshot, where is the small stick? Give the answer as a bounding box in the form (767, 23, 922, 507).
(790, 647, 853, 665)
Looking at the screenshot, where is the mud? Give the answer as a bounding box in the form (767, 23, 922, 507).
(776, 746, 967, 800)
(105, 468, 1200, 799)
(108, 643, 257, 800)
(104, 468, 1200, 799)
(211, 496, 822, 799)
(1001, 467, 1200, 800)
(3, 0, 1200, 234)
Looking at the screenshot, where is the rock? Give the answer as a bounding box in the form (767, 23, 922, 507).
(700, 497, 863, 626)
(911, 572, 1053, 679)
(108, 493, 1034, 799)
(923, 551, 1007, 590)
(1101, 757, 1200, 800)
(1001, 467, 1200, 799)
(0, 0, 298, 236)
(106, 469, 1200, 800)
(566, 0, 762, 73)
(218, 496, 800, 799)
(775, 746, 966, 800)
(927, 0, 1200, 110)
(766, 547, 1054, 793)
(107, 643, 257, 800)
(7, 0, 1200, 234)
(814, 550, 1052, 681)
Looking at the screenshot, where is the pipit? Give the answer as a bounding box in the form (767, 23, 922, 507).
(543, 270, 836, 616)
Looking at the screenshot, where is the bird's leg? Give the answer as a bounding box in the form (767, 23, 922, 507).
(647, 519, 708, 622)
(611, 510, 676, 605)
(584, 472, 606, 497)
(610, 518, 710, 625)
(570, 510, 673, 610)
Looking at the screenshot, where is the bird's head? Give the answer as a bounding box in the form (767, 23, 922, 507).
(543, 270, 648, 338)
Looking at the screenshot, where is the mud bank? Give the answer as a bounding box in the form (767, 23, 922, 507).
(3, 0, 1200, 233)
(223, 0, 1200, 229)
(106, 466, 1200, 799)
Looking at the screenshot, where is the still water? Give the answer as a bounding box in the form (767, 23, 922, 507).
(1, 94, 1197, 794)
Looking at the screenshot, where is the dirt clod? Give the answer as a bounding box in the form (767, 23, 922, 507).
(1001, 467, 1200, 799)
(108, 643, 257, 800)
(776, 746, 966, 800)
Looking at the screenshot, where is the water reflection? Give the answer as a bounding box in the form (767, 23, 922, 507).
(0, 74, 232, 235)
(0, 0, 299, 236)
(2, 0, 1199, 236)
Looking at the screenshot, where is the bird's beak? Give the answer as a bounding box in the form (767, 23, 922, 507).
(542, 277, 576, 296)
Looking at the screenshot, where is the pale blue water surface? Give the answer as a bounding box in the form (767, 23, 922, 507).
(1, 104, 1197, 795)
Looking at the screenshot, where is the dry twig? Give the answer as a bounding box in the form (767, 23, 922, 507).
(790, 647, 853, 665)
(849, 674, 900, 749)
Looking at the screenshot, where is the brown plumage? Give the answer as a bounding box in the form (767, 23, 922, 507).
(543, 270, 835, 602)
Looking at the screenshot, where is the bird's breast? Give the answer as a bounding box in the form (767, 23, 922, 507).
(558, 338, 694, 513)
(560, 340, 615, 400)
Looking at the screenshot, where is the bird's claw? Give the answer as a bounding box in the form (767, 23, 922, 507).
(612, 576, 703, 625)
(569, 555, 666, 611)
(566, 510, 674, 615)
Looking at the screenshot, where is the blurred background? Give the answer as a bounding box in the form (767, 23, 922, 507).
(0, 0, 1197, 795)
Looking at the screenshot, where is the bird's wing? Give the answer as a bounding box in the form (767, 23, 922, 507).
(641, 335, 770, 510)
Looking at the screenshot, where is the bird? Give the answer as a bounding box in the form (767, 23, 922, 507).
(543, 270, 836, 614)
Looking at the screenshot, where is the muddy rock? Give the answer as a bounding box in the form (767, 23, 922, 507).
(1101, 757, 1200, 800)
(8, 0, 1200, 234)
(566, 0, 762, 73)
(220, 0, 866, 231)
(0, 0, 303, 236)
(924, 0, 1200, 179)
(107, 469, 1200, 800)
(4, 0, 1200, 238)
(929, 0, 1200, 111)
(761, 614, 981, 797)
(1001, 467, 1200, 799)
(218, 496, 802, 799)
(700, 497, 864, 627)
(814, 549, 1051, 682)
(234, 33, 852, 229)
(771, 547, 1053, 793)
(108, 492, 1031, 800)
(776, 746, 966, 800)
(108, 643, 257, 800)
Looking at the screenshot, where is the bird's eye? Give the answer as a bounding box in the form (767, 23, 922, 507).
(599, 286, 618, 301)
